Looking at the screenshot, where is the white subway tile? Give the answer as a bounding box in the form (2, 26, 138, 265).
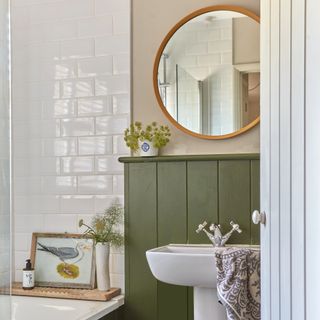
(42, 176, 77, 195)
(78, 15, 113, 37)
(113, 135, 129, 155)
(11, 5, 30, 27)
(42, 138, 77, 157)
(44, 21, 78, 41)
(95, 35, 129, 56)
(62, 79, 94, 98)
(110, 273, 124, 292)
(113, 54, 129, 75)
(61, 195, 95, 214)
(221, 52, 232, 64)
(61, 157, 94, 174)
(112, 94, 130, 114)
(208, 40, 232, 53)
(95, 0, 129, 15)
(113, 12, 130, 35)
(221, 27, 232, 40)
(14, 270, 22, 283)
(31, 157, 60, 176)
(14, 234, 32, 252)
(38, 195, 60, 213)
(42, 99, 76, 119)
(14, 177, 42, 196)
(15, 251, 30, 270)
(94, 195, 118, 213)
(78, 136, 112, 155)
(44, 60, 77, 80)
(28, 2, 60, 24)
(110, 253, 124, 274)
(197, 29, 220, 42)
(95, 156, 123, 173)
(12, 0, 130, 283)
(28, 81, 60, 99)
(15, 195, 60, 214)
(61, 118, 94, 137)
(95, 75, 129, 95)
(78, 175, 113, 195)
(60, 0, 94, 20)
(43, 214, 78, 233)
(14, 214, 44, 233)
(113, 175, 124, 195)
(78, 97, 112, 116)
(197, 53, 220, 66)
(27, 42, 60, 61)
(186, 43, 208, 55)
(61, 38, 94, 59)
(96, 115, 128, 135)
(78, 56, 113, 77)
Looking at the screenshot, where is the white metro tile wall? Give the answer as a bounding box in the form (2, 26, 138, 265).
(11, 0, 130, 291)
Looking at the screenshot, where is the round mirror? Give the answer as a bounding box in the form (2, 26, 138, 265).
(153, 6, 260, 139)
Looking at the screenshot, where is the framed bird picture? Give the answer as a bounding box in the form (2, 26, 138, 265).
(30, 233, 95, 289)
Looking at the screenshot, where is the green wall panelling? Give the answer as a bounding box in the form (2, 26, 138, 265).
(250, 160, 260, 244)
(100, 307, 124, 320)
(187, 161, 218, 244)
(124, 162, 158, 320)
(157, 162, 188, 320)
(218, 160, 251, 244)
(120, 154, 260, 320)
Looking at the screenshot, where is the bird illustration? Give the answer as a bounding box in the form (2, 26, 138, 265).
(37, 241, 90, 263)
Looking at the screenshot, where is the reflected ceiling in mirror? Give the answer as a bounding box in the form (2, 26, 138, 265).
(154, 6, 260, 139)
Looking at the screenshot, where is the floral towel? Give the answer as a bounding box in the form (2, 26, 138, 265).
(215, 248, 261, 320)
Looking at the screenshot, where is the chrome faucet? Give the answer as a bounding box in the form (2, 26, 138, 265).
(196, 221, 242, 247)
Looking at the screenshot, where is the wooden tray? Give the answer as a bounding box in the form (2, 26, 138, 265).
(12, 282, 121, 301)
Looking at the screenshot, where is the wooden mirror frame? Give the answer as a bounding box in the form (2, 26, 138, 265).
(153, 5, 260, 140)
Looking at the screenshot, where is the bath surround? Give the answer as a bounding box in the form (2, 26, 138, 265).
(11, 295, 124, 320)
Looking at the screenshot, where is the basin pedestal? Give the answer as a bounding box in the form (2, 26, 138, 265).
(194, 287, 226, 320)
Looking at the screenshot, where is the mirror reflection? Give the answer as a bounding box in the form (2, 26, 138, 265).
(156, 10, 260, 137)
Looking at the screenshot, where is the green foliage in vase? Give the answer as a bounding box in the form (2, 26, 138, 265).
(79, 203, 124, 247)
(124, 121, 171, 151)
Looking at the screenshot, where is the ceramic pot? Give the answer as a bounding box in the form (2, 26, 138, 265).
(138, 140, 159, 157)
(95, 243, 110, 291)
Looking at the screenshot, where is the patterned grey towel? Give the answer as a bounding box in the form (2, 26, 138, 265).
(215, 248, 261, 320)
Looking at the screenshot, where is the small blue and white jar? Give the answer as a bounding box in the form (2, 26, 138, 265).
(138, 140, 158, 157)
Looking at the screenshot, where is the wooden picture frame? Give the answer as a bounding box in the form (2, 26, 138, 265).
(31, 233, 95, 289)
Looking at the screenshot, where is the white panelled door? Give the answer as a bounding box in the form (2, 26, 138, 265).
(261, 0, 320, 319)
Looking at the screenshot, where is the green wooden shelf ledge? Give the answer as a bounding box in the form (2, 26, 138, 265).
(118, 153, 260, 163)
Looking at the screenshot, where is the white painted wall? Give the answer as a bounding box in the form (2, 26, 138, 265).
(11, 0, 131, 292)
(133, 0, 260, 155)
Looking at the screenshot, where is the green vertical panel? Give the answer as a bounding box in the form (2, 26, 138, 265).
(219, 160, 251, 244)
(100, 309, 119, 320)
(157, 162, 188, 320)
(251, 160, 260, 244)
(126, 163, 157, 320)
(188, 288, 194, 320)
(187, 161, 218, 244)
(124, 163, 130, 320)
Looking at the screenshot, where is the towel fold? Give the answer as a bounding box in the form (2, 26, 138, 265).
(215, 247, 261, 320)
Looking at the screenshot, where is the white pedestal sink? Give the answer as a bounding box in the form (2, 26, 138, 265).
(146, 244, 227, 320)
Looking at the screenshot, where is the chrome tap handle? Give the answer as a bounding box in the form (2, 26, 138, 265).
(209, 223, 220, 232)
(230, 221, 242, 233)
(196, 221, 208, 233)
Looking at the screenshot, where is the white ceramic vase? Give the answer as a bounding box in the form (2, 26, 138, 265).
(138, 140, 159, 157)
(95, 243, 110, 291)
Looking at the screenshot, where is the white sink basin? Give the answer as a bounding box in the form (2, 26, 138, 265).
(146, 243, 259, 320)
(146, 244, 216, 288)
